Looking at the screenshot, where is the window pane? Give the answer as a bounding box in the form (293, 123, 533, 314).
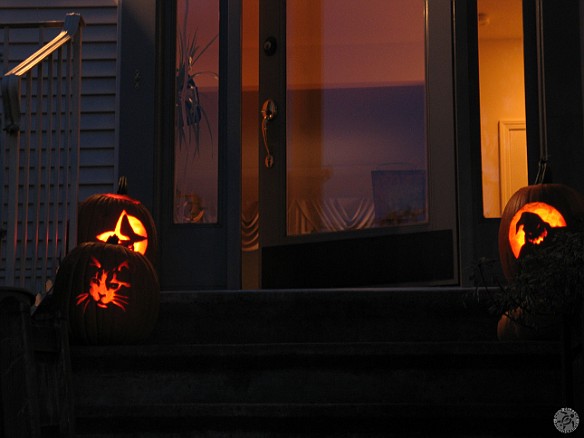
(174, 0, 219, 224)
(286, 0, 428, 236)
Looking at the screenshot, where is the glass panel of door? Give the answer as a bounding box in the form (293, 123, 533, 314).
(174, 0, 219, 224)
(243, 0, 428, 245)
(285, 0, 428, 236)
(244, 0, 457, 288)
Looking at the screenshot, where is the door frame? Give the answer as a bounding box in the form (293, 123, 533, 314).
(119, 0, 242, 290)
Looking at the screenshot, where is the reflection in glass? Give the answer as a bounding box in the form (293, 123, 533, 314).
(174, 0, 219, 224)
(286, 0, 428, 236)
(241, 0, 260, 255)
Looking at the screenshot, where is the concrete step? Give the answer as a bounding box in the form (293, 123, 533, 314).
(71, 341, 563, 437)
(73, 405, 559, 438)
(69, 288, 567, 437)
(148, 288, 499, 344)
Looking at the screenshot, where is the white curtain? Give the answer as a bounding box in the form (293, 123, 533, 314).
(241, 198, 375, 251)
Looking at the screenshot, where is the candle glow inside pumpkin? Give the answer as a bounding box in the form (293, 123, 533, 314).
(508, 202, 567, 258)
(75, 256, 131, 312)
(95, 210, 148, 255)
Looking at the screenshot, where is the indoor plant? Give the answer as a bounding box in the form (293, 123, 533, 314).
(176, 26, 218, 155)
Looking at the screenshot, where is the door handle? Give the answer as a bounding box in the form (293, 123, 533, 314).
(261, 99, 277, 168)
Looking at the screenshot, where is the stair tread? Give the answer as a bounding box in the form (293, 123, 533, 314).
(71, 340, 563, 405)
(145, 287, 520, 344)
(70, 340, 562, 359)
(75, 402, 558, 438)
(159, 287, 488, 299)
(75, 401, 558, 418)
(69, 288, 569, 438)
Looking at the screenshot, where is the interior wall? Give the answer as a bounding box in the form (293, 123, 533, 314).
(478, 37, 525, 217)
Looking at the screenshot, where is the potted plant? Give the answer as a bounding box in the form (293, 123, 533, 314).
(490, 227, 584, 341)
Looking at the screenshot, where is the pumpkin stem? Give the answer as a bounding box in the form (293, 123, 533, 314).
(117, 176, 129, 195)
(106, 234, 120, 245)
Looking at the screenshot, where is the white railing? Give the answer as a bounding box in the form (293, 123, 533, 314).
(0, 13, 84, 302)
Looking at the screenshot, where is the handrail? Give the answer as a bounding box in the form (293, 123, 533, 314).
(2, 13, 84, 132)
(4, 14, 84, 78)
(1, 12, 84, 298)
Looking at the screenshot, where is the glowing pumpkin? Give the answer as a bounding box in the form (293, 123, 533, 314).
(54, 241, 160, 344)
(78, 192, 158, 266)
(499, 183, 584, 280)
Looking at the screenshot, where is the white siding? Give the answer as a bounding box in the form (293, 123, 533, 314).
(1, 0, 119, 200)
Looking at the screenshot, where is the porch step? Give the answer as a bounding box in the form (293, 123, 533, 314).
(71, 341, 563, 437)
(149, 288, 499, 344)
(70, 289, 566, 437)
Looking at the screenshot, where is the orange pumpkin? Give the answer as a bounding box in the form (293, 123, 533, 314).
(78, 191, 158, 267)
(498, 183, 584, 280)
(54, 241, 160, 344)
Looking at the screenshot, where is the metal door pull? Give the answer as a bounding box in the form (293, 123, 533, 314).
(261, 99, 277, 168)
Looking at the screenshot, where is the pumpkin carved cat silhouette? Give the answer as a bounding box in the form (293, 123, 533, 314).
(54, 241, 160, 344)
(515, 211, 554, 257)
(498, 184, 584, 280)
(507, 202, 567, 259)
(75, 256, 130, 312)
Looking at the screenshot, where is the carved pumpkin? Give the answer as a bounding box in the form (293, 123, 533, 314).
(54, 241, 160, 344)
(497, 307, 561, 341)
(499, 183, 584, 280)
(78, 191, 158, 266)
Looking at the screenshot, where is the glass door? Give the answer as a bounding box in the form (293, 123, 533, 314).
(257, 0, 459, 288)
(158, 0, 241, 290)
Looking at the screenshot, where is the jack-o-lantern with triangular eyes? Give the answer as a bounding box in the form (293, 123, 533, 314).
(498, 183, 584, 280)
(78, 191, 158, 267)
